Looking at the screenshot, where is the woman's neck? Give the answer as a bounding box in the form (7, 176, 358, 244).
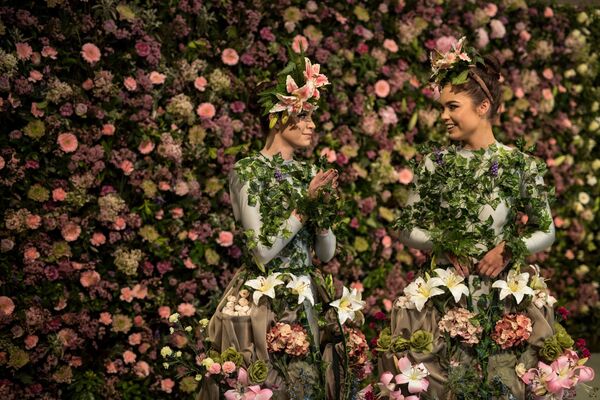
(462, 125, 496, 151)
(262, 133, 295, 160)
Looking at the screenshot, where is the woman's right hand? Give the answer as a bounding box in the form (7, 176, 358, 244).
(308, 169, 338, 199)
(446, 252, 470, 277)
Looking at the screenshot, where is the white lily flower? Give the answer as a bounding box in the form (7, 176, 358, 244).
(492, 270, 535, 304)
(404, 276, 445, 312)
(330, 286, 365, 325)
(430, 268, 470, 303)
(244, 272, 285, 305)
(286, 274, 314, 306)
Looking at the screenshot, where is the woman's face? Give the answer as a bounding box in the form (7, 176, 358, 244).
(281, 113, 316, 149)
(439, 85, 488, 142)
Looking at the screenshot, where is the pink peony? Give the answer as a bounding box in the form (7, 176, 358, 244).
(149, 71, 166, 84)
(383, 39, 398, 53)
(208, 363, 222, 375)
(222, 361, 236, 374)
(291, 35, 309, 53)
(52, 188, 67, 201)
(138, 139, 155, 154)
(62, 222, 82, 241)
(81, 43, 101, 64)
(374, 80, 390, 98)
(123, 350, 137, 364)
(217, 231, 234, 247)
(124, 77, 137, 91)
(221, 48, 239, 66)
(16, 42, 33, 60)
(102, 123, 116, 136)
(197, 102, 216, 119)
(24, 335, 39, 349)
(398, 168, 414, 185)
(158, 306, 171, 319)
(0, 296, 15, 316)
(194, 76, 208, 91)
(133, 361, 150, 377)
(90, 232, 106, 246)
(80, 270, 101, 287)
(160, 378, 175, 393)
(57, 133, 78, 153)
(177, 303, 196, 317)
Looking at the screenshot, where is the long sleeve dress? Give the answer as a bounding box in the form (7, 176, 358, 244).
(381, 142, 558, 399)
(200, 151, 336, 399)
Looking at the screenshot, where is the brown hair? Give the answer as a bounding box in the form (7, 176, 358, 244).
(445, 55, 503, 121)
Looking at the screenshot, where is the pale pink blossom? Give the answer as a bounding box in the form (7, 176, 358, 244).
(120, 160, 135, 175)
(149, 71, 166, 84)
(489, 19, 506, 39)
(62, 222, 81, 241)
(177, 303, 196, 317)
(374, 80, 390, 98)
(16, 42, 33, 60)
(222, 361, 236, 374)
(24, 335, 39, 349)
(194, 76, 207, 91)
(41, 46, 58, 59)
(158, 306, 171, 319)
(221, 48, 239, 65)
(435, 36, 458, 53)
(544, 7, 554, 18)
(379, 106, 398, 125)
(217, 231, 234, 247)
(383, 298, 393, 312)
(128, 333, 142, 346)
(102, 123, 116, 136)
(0, 296, 15, 316)
(52, 188, 67, 201)
(183, 258, 197, 269)
(124, 77, 137, 91)
(160, 378, 175, 393)
(382, 235, 392, 248)
(133, 360, 150, 377)
(29, 70, 43, 82)
(113, 216, 127, 230)
(80, 270, 101, 287)
(99, 312, 112, 325)
(383, 39, 398, 53)
(475, 28, 490, 48)
(484, 3, 498, 17)
(543, 68, 554, 80)
(398, 168, 414, 185)
(292, 35, 309, 53)
(81, 43, 101, 63)
(58, 133, 78, 153)
(90, 232, 106, 246)
(519, 30, 531, 42)
(320, 147, 337, 163)
(208, 362, 222, 375)
(197, 102, 216, 119)
(123, 350, 136, 364)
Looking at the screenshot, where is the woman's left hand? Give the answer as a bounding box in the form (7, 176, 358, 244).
(477, 241, 510, 278)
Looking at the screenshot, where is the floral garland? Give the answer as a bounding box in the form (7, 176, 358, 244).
(394, 142, 554, 266)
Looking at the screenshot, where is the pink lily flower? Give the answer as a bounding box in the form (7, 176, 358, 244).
(394, 356, 430, 394)
(269, 76, 315, 114)
(243, 385, 273, 400)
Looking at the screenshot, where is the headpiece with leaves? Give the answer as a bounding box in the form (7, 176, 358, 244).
(257, 51, 329, 129)
(429, 37, 494, 103)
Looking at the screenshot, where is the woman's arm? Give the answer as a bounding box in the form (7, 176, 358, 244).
(229, 170, 304, 265)
(523, 199, 555, 254)
(314, 228, 336, 262)
(397, 189, 434, 250)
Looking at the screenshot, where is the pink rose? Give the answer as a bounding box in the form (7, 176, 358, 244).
(542, 88, 553, 100)
(0, 296, 15, 316)
(135, 42, 150, 57)
(102, 123, 116, 136)
(183, 258, 197, 269)
(99, 312, 112, 325)
(292, 35, 309, 53)
(543, 68, 554, 80)
(113, 216, 127, 230)
(382, 235, 392, 248)
(398, 168, 414, 185)
(124, 77, 137, 91)
(24, 335, 39, 349)
(484, 3, 498, 17)
(42, 46, 58, 59)
(120, 287, 135, 302)
(160, 378, 175, 393)
(197, 102, 216, 119)
(29, 70, 43, 82)
(379, 106, 398, 125)
(383, 298, 393, 312)
(383, 39, 398, 53)
(138, 139, 155, 154)
(221, 48, 239, 66)
(24, 247, 40, 262)
(62, 222, 82, 242)
(158, 306, 171, 319)
(133, 360, 150, 377)
(123, 350, 137, 364)
(177, 303, 196, 317)
(82, 79, 94, 90)
(128, 333, 142, 346)
(90, 232, 106, 246)
(25, 214, 42, 229)
(120, 160, 135, 175)
(222, 361, 236, 374)
(217, 231, 234, 247)
(194, 76, 208, 91)
(57, 133, 78, 153)
(16, 42, 33, 60)
(81, 43, 101, 64)
(544, 7, 554, 18)
(80, 270, 101, 287)
(519, 30, 531, 42)
(374, 80, 390, 98)
(52, 188, 67, 201)
(208, 362, 222, 375)
(149, 71, 166, 84)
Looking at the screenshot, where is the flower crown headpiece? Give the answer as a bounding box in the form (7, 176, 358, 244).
(258, 51, 329, 129)
(430, 37, 494, 103)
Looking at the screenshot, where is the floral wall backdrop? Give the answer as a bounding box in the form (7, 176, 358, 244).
(0, 0, 598, 398)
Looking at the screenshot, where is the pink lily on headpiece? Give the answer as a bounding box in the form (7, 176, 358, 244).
(269, 75, 314, 114)
(304, 57, 329, 99)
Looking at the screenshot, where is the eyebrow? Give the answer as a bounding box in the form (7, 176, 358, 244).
(443, 101, 460, 106)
